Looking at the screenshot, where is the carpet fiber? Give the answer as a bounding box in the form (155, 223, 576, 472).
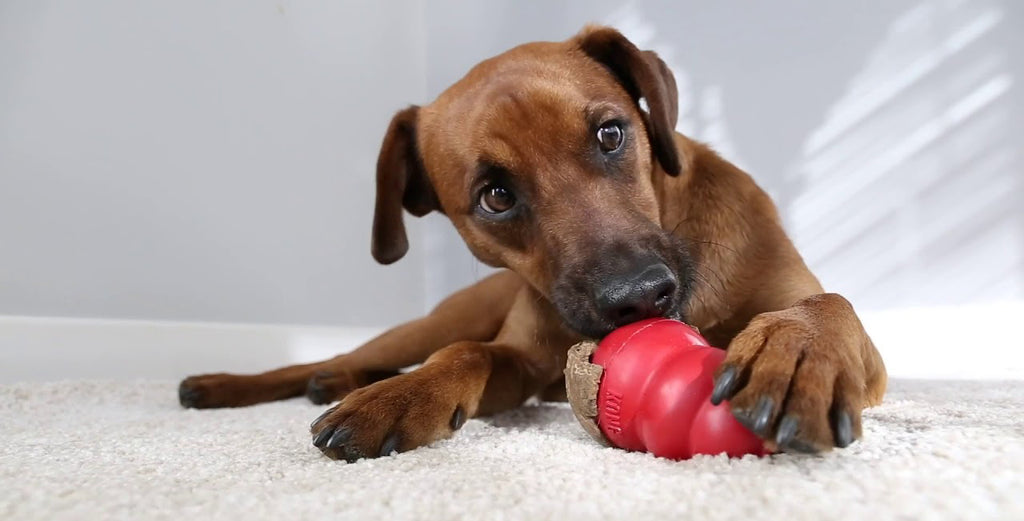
(1, 379, 1021, 520)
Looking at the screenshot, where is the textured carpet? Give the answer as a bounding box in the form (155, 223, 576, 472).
(1, 379, 1021, 520)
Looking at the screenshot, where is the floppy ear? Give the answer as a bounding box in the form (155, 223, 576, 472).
(371, 106, 439, 265)
(575, 26, 681, 176)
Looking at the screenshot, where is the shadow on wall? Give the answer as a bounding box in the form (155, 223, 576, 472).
(786, 0, 1021, 310)
(609, 0, 1022, 311)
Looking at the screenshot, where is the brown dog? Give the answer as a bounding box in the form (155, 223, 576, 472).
(179, 26, 886, 461)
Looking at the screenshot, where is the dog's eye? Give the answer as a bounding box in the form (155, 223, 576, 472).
(479, 184, 516, 214)
(596, 122, 624, 153)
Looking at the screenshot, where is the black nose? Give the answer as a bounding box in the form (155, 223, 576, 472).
(596, 263, 678, 327)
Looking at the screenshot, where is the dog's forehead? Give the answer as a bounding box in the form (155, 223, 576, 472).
(417, 41, 631, 186)
(425, 48, 582, 125)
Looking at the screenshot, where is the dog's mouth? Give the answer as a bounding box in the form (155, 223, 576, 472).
(551, 241, 692, 339)
(555, 286, 686, 339)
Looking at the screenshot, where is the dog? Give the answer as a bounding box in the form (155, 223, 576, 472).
(179, 26, 887, 461)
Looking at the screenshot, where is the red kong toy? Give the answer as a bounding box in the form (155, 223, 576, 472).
(565, 318, 770, 459)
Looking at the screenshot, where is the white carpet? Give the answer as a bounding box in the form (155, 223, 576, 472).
(1, 379, 1021, 521)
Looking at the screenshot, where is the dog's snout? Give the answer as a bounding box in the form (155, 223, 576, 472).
(596, 263, 678, 327)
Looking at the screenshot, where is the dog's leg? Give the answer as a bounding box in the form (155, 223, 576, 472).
(309, 287, 574, 461)
(710, 285, 887, 453)
(178, 361, 400, 410)
(178, 271, 524, 409)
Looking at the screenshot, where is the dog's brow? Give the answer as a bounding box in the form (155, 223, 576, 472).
(475, 159, 515, 180)
(585, 101, 625, 121)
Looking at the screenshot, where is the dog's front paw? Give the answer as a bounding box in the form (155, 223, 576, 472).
(309, 369, 468, 462)
(710, 297, 870, 453)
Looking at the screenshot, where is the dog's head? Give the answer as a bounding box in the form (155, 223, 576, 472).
(370, 26, 693, 338)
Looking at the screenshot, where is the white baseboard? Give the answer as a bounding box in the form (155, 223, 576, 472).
(0, 315, 383, 384)
(858, 301, 1024, 380)
(1, 301, 1021, 384)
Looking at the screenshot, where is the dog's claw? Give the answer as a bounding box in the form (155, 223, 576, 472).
(710, 366, 738, 405)
(752, 396, 774, 435)
(450, 406, 466, 431)
(312, 426, 335, 448)
(776, 415, 799, 447)
(379, 433, 400, 457)
(835, 410, 854, 448)
(775, 415, 819, 454)
(326, 427, 352, 449)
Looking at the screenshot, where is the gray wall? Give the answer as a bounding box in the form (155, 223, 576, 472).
(2, 0, 1021, 327)
(1, 0, 429, 327)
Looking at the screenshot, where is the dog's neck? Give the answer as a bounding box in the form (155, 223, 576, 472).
(652, 133, 786, 341)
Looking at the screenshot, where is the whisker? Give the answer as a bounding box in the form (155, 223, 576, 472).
(691, 269, 726, 305)
(689, 239, 741, 258)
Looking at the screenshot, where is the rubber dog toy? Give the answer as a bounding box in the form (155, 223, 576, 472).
(565, 318, 770, 459)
